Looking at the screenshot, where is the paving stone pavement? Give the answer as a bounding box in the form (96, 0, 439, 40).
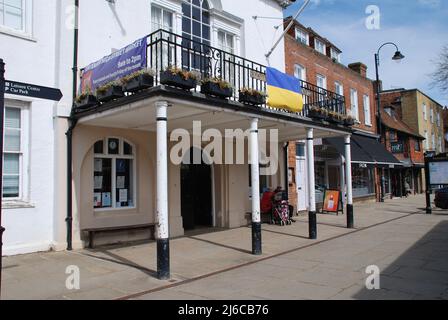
(2, 195, 448, 300)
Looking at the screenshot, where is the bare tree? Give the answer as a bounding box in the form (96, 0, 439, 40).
(431, 45, 448, 94)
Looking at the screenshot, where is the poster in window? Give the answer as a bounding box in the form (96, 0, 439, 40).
(94, 176, 103, 189)
(119, 189, 128, 203)
(94, 193, 102, 207)
(94, 159, 103, 172)
(117, 159, 127, 173)
(117, 176, 126, 189)
(102, 192, 112, 207)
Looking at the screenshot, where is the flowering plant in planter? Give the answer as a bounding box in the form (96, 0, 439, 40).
(328, 111, 345, 124)
(96, 81, 125, 102)
(344, 114, 355, 127)
(74, 89, 98, 110)
(239, 88, 266, 106)
(308, 106, 329, 120)
(200, 77, 233, 99)
(160, 66, 199, 90)
(121, 68, 155, 93)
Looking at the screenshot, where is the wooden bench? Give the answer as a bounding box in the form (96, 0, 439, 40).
(83, 223, 156, 249)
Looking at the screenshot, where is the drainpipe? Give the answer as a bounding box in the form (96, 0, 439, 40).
(66, 0, 79, 251)
(0, 58, 6, 298)
(283, 142, 289, 199)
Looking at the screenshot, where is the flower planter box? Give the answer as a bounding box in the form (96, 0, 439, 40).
(239, 92, 266, 106)
(160, 70, 197, 90)
(123, 73, 154, 93)
(97, 85, 125, 103)
(328, 116, 344, 125)
(308, 109, 328, 121)
(201, 82, 233, 99)
(344, 118, 355, 127)
(75, 95, 98, 110)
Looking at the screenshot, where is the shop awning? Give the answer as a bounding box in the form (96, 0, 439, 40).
(353, 135, 402, 166)
(324, 135, 402, 166)
(324, 137, 375, 164)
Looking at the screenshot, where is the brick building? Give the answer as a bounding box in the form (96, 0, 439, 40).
(283, 18, 401, 211)
(380, 89, 445, 192)
(380, 104, 425, 197)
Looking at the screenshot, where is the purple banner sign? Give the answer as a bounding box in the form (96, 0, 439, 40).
(80, 37, 147, 93)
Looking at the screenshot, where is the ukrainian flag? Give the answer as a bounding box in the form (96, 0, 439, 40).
(266, 67, 303, 113)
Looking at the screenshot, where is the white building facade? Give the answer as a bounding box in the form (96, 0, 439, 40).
(1, 0, 293, 256)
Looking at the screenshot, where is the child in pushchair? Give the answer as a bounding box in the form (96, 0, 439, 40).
(270, 189, 292, 226)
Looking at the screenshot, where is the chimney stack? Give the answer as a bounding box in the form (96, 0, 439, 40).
(348, 62, 367, 78)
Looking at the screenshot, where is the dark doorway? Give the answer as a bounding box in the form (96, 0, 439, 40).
(181, 149, 213, 231)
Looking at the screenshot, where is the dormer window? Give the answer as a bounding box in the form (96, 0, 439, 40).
(314, 38, 326, 55)
(384, 106, 393, 116)
(295, 27, 309, 45)
(330, 48, 341, 62)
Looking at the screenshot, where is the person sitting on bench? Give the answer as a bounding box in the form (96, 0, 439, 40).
(261, 188, 275, 222)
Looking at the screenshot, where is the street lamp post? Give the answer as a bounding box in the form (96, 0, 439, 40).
(374, 42, 405, 202)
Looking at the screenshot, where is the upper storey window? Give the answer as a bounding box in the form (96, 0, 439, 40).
(182, 0, 211, 46)
(314, 38, 326, 55)
(0, 0, 24, 31)
(295, 27, 309, 45)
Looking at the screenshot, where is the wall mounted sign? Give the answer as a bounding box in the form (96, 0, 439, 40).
(5, 80, 63, 101)
(391, 142, 404, 154)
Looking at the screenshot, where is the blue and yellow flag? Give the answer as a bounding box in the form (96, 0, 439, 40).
(266, 67, 303, 113)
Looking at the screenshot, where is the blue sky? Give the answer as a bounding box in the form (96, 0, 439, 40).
(284, 0, 448, 106)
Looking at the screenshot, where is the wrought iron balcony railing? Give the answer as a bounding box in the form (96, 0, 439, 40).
(148, 29, 346, 118)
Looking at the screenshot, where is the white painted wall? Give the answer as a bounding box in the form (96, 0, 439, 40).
(1, 0, 59, 255)
(1, 0, 288, 255)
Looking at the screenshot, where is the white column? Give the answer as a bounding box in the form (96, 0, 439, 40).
(250, 119, 261, 223)
(156, 100, 170, 279)
(345, 134, 354, 228)
(250, 118, 262, 255)
(306, 128, 317, 239)
(340, 156, 346, 206)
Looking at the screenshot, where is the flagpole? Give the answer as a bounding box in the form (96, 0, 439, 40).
(265, 0, 310, 59)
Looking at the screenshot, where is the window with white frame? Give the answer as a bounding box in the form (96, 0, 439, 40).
(3, 106, 23, 199)
(432, 133, 436, 150)
(294, 64, 306, 81)
(181, 0, 211, 71)
(423, 103, 427, 121)
(0, 0, 26, 32)
(151, 5, 173, 32)
(350, 89, 359, 121)
(424, 130, 429, 150)
(295, 27, 309, 45)
(330, 48, 341, 62)
(217, 30, 234, 54)
(316, 74, 326, 90)
(437, 111, 441, 127)
(430, 108, 434, 124)
(363, 94, 371, 126)
(93, 138, 135, 210)
(314, 38, 326, 55)
(439, 136, 443, 153)
(334, 81, 343, 96)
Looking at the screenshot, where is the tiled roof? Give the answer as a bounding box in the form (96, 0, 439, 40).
(381, 108, 424, 140)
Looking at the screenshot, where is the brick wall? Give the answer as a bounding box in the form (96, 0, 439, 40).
(284, 33, 377, 133)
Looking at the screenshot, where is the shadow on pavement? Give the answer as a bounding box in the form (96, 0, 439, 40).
(353, 221, 448, 300)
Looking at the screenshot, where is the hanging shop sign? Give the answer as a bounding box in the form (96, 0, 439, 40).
(80, 37, 147, 93)
(391, 142, 404, 154)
